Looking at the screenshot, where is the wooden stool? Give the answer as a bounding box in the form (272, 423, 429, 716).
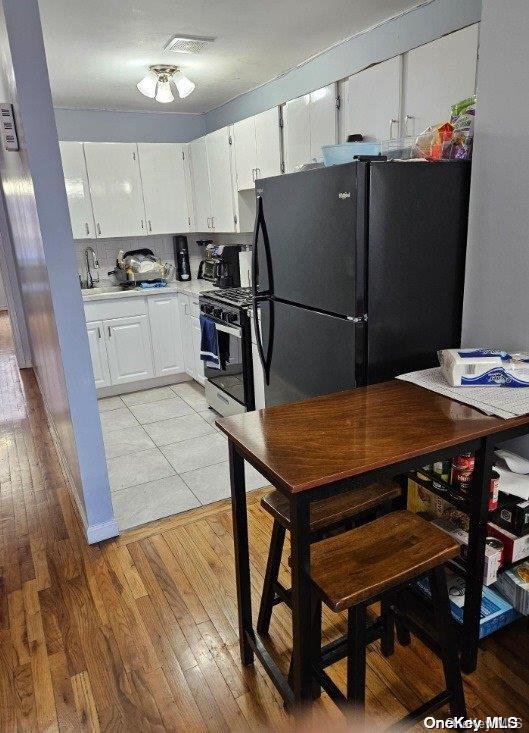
(257, 481, 401, 636)
(309, 510, 466, 726)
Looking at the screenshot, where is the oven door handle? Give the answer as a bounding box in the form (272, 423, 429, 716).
(214, 321, 241, 338)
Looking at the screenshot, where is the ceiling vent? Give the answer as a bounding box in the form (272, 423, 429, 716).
(164, 34, 216, 54)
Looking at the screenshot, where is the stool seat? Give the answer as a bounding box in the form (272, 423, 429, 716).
(311, 510, 459, 611)
(261, 481, 401, 533)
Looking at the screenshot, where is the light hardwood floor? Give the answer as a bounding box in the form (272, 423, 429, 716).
(0, 311, 528, 731)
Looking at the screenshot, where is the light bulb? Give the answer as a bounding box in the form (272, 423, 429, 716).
(136, 71, 157, 98)
(174, 71, 195, 99)
(155, 80, 174, 104)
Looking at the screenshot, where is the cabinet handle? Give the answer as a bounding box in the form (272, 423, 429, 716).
(97, 327, 101, 339)
(405, 114, 415, 136)
(252, 168, 256, 182)
(184, 304, 189, 315)
(211, 216, 215, 229)
(389, 118, 399, 140)
(107, 326, 111, 338)
(256, 168, 261, 179)
(97, 222, 101, 236)
(85, 222, 90, 236)
(148, 219, 152, 232)
(141, 219, 144, 229)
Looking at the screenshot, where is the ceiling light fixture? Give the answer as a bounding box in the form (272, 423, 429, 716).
(136, 65, 195, 103)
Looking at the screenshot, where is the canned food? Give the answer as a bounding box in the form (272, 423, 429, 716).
(453, 453, 475, 471)
(489, 471, 500, 511)
(433, 460, 451, 483)
(451, 465, 474, 494)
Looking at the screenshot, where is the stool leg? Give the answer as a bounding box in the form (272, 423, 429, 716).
(395, 589, 412, 646)
(257, 521, 286, 635)
(347, 603, 367, 717)
(380, 593, 395, 657)
(310, 593, 322, 699)
(430, 567, 467, 718)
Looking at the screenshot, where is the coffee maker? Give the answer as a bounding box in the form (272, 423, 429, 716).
(197, 243, 241, 288)
(173, 235, 191, 281)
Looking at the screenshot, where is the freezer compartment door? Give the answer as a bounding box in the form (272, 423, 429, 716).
(255, 164, 360, 316)
(260, 299, 359, 407)
(366, 160, 470, 382)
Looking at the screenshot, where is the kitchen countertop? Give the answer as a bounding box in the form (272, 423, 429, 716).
(81, 279, 217, 302)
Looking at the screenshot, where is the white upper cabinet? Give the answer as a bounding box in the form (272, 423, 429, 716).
(59, 141, 95, 239)
(137, 143, 189, 235)
(233, 116, 258, 191)
(84, 143, 146, 238)
(182, 143, 195, 231)
(283, 85, 337, 173)
(283, 95, 311, 174)
(189, 136, 212, 231)
(308, 84, 338, 162)
(206, 127, 236, 232)
(254, 107, 282, 180)
(403, 24, 479, 138)
(345, 57, 402, 142)
(233, 108, 282, 189)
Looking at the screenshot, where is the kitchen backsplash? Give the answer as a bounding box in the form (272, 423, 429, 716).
(75, 231, 253, 284)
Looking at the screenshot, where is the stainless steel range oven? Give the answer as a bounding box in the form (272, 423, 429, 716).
(199, 288, 255, 417)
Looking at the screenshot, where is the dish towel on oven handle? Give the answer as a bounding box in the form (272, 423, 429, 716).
(200, 314, 220, 369)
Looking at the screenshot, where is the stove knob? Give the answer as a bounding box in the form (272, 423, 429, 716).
(226, 312, 237, 323)
(204, 304, 214, 314)
(213, 307, 222, 318)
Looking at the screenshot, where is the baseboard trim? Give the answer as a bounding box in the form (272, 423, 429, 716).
(96, 372, 192, 398)
(86, 519, 121, 544)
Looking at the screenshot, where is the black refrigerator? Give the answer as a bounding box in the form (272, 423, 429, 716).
(251, 160, 471, 407)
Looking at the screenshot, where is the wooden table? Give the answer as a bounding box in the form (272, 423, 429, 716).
(216, 380, 529, 707)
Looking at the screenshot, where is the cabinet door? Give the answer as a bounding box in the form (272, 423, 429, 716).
(86, 321, 111, 388)
(104, 315, 154, 385)
(206, 127, 236, 232)
(178, 294, 195, 377)
(189, 137, 212, 231)
(254, 107, 282, 179)
(404, 24, 479, 137)
(84, 143, 146, 238)
(148, 295, 184, 376)
(233, 116, 257, 191)
(251, 341, 265, 410)
(309, 84, 338, 161)
(182, 143, 195, 231)
(59, 141, 95, 239)
(192, 317, 205, 386)
(345, 56, 402, 142)
(138, 143, 189, 235)
(283, 95, 311, 173)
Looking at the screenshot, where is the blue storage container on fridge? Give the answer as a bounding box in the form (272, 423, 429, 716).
(322, 142, 381, 166)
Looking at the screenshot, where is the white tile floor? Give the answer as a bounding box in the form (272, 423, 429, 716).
(98, 381, 269, 531)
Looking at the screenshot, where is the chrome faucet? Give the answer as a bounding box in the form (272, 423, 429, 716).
(84, 246, 100, 289)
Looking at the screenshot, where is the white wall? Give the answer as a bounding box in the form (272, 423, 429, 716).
(462, 0, 529, 454)
(462, 0, 529, 351)
(54, 107, 205, 143)
(0, 0, 116, 541)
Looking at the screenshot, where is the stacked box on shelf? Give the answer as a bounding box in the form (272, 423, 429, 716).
(415, 570, 520, 639)
(494, 562, 529, 615)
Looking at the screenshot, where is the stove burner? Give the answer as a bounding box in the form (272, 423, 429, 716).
(202, 286, 253, 307)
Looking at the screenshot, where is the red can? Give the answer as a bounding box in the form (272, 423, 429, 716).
(489, 471, 500, 511)
(453, 453, 475, 471)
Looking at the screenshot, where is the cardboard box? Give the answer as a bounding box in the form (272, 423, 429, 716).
(416, 570, 519, 638)
(494, 562, 529, 615)
(492, 498, 529, 537)
(487, 522, 529, 564)
(432, 518, 501, 585)
(407, 479, 451, 517)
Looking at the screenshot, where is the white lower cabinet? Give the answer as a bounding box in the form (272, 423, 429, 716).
(148, 295, 184, 376)
(178, 293, 195, 377)
(86, 320, 111, 388)
(192, 318, 205, 386)
(105, 315, 154, 385)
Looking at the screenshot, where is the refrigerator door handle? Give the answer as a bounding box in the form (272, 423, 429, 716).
(251, 195, 273, 299)
(252, 297, 273, 386)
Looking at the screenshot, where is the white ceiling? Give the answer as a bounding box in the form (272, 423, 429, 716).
(38, 0, 420, 115)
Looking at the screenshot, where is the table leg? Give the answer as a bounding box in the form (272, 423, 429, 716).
(461, 436, 495, 673)
(228, 440, 254, 666)
(290, 492, 314, 705)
